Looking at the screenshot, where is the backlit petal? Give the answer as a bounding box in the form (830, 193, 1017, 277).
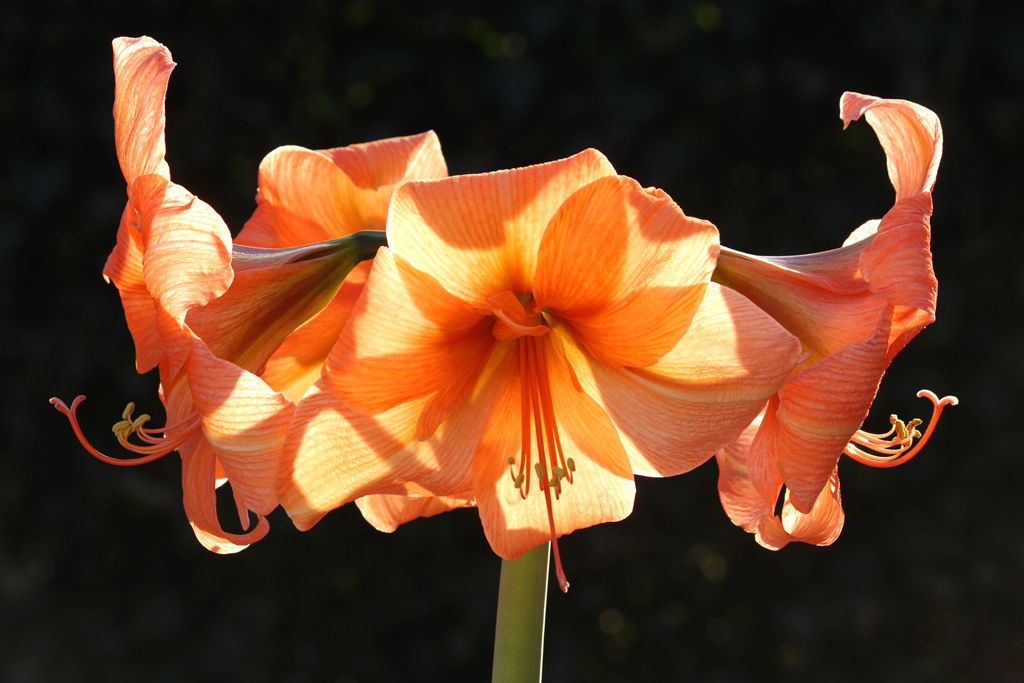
(112, 36, 172, 184)
(386, 148, 617, 305)
(356, 491, 476, 533)
(324, 248, 494, 431)
(236, 132, 447, 247)
(771, 311, 892, 512)
(186, 342, 293, 517)
(841, 92, 943, 200)
(473, 333, 635, 560)
(563, 283, 801, 477)
(536, 177, 718, 367)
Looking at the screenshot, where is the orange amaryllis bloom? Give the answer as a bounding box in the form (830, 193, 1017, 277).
(279, 149, 803, 590)
(52, 36, 447, 552)
(711, 92, 957, 549)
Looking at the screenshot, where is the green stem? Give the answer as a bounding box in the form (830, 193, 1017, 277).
(491, 542, 550, 683)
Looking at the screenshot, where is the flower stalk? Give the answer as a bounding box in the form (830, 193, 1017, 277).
(492, 542, 550, 683)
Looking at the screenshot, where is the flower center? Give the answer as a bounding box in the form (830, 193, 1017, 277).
(505, 334, 576, 593)
(843, 389, 958, 468)
(50, 395, 201, 466)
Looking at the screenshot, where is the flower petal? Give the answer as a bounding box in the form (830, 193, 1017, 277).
(356, 491, 477, 533)
(112, 36, 173, 184)
(103, 203, 163, 372)
(131, 174, 234, 379)
(841, 92, 943, 200)
(562, 283, 801, 477)
(279, 375, 484, 530)
(324, 248, 494, 432)
(236, 132, 447, 248)
(186, 341, 294, 517)
(535, 178, 719, 367)
(771, 310, 892, 512)
(386, 148, 617, 305)
(472, 333, 635, 560)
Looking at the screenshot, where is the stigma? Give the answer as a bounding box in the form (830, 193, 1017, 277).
(843, 389, 958, 468)
(506, 334, 576, 593)
(51, 395, 201, 465)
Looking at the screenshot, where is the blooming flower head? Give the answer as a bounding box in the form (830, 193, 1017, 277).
(52, 36, 447, 552)
(711, 92, 957, 549)
(279, 149, 803, 590)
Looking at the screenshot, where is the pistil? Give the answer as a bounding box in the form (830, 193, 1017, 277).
(506, 334, 575, 593)
(843, 389, 958, 468)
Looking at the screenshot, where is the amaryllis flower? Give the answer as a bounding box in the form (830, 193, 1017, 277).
(278, 149, 803, 590)
(711, 92, 957, 549)
(52, 36, 447, 552)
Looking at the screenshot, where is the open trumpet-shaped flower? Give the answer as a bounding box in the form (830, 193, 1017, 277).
(279, 149, 803, 590)
(52, 36, 447, 552)
(712, 92, 957, 549)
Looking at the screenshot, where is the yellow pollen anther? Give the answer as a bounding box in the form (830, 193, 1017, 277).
(843, 389, 958, 468)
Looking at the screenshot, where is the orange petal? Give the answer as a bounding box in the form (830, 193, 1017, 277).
(181, 435, 271, 554)
(185, 236, 376, 376)
(841, 92, 943, 201)
(235, 132, 447, 248)
(860, 193, 937, 358)
(186, 341, 294, 517)
(258, 264, 369, 402)
(112, 36, 173, 184)
(714, 409, 775, 534)
(770, 310, 892, 512)
(103, 202, 163, 372)
(713, 243, 880, 367)
(130, 174, 234, 379)
(535, 177, 719, 367)
(279, 376, 484, 530)
(356, 491, 476, 533)
(472, 333, 635, 560)
(386, 148, 617, 306)
(561, 283, 801, 477)
(324, 248, 494, 431)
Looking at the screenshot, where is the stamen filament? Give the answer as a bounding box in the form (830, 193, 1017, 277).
(51, 395, 201, 466)
(843, 389, 958, 468)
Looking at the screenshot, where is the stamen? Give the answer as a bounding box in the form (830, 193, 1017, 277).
(523, 336, 570, 593)
(843, 389, 958, 468)
(51, 395, 201, 466)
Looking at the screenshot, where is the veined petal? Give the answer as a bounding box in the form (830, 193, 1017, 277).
(714, 410, 774, 534)
(713, 243, 881, 367)
(235, 132, 447, 247)
(185, 235, 378, 375)
(771, 310, 892, 512)
(536, 177, 719, 367)
(356, 491, 476, 533)
(280, 372, 488, 530)
(386, 148, 617, 306)
(103, 202, 163, 372)
(860, 193, 937, 358)
(112, 36, 172, 184)
(841, 92, 943, 200)
(472, 333, 635, 560)
(562, 283, 801, 477)
(324, 248, 494, 430)
(186, 341, 294, 517)
(131, 174, 234, 379)
(181, 436, 271, 554)
(258, 265, 368, 402)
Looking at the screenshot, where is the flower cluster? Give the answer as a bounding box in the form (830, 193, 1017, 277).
(53, 37, 954, 584)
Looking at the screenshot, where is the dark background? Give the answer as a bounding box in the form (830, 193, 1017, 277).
(2, 1, 1019, 681)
